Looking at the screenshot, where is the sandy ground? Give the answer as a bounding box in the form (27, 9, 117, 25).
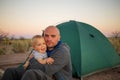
(82, 66, 120, 80)
(0, 66, 120, 80)
(1, 42, 120, 80)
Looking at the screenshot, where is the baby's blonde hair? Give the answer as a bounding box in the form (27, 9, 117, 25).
(31, 35, 44, 46)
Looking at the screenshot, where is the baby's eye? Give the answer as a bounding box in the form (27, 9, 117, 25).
(37, 44, 41, 46)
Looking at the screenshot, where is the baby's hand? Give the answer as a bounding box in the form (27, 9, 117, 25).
(29, 54, 33, 60)
(46, 57, 54, 64)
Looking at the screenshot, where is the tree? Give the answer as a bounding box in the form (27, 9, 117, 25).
(112, 31, 120, 38)
(19, 36, 25, 40)
(0, 29, 9, 41)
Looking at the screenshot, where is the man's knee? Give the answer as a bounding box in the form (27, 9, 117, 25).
(24, 69, 44, 76)
(5, 68, 16, 73)
(24, 69, 35, 76)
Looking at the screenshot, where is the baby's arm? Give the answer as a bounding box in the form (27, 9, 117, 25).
(23, 54, 33, 69)
(32, 51, 47, 64)
(23, 61, 29, 69)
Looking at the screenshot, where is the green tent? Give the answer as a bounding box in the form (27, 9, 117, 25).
(57, 20, 120, 78)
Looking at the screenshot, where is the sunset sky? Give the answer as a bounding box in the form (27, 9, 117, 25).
(0, 0, 120, 38)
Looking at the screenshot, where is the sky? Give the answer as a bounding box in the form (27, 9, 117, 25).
(0, 0, 120, 38)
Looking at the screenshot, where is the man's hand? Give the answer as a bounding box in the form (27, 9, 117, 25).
(46, 57, 54, 64)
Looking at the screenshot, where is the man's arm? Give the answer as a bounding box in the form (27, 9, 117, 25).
(29, 46, 70, 76)
(44, 48, 69, 75)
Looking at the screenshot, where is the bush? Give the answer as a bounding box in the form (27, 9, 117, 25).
(12, 40, 31, 53)
(109, 37, 120, 55)
(0, 48, 6, 55)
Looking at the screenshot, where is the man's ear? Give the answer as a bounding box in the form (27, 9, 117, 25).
(59, 35, 61, 41)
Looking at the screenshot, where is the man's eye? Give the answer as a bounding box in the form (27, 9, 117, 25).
(44, 34, 49, 37)
(51, 35, 56, 38)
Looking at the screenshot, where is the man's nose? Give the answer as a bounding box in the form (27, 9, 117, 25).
(47, 36, 52, 41)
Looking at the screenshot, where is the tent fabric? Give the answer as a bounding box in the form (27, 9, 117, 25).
(57, 20, 120, 78)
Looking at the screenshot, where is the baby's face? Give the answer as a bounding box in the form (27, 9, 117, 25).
(34, 38, 47, 53)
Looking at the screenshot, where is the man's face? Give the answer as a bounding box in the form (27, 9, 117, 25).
(44, 27, 60, 50)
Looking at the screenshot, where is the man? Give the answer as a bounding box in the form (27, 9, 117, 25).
(21, 26, 73, 80)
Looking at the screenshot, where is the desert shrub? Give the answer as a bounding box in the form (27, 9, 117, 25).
(0, 48, 6, 55)
(12, 39, 31, 53)
(109, 37, 120, 55)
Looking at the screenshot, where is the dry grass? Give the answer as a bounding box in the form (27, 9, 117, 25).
(108, 37, 120, 55)
(0, 39, 31, 55)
